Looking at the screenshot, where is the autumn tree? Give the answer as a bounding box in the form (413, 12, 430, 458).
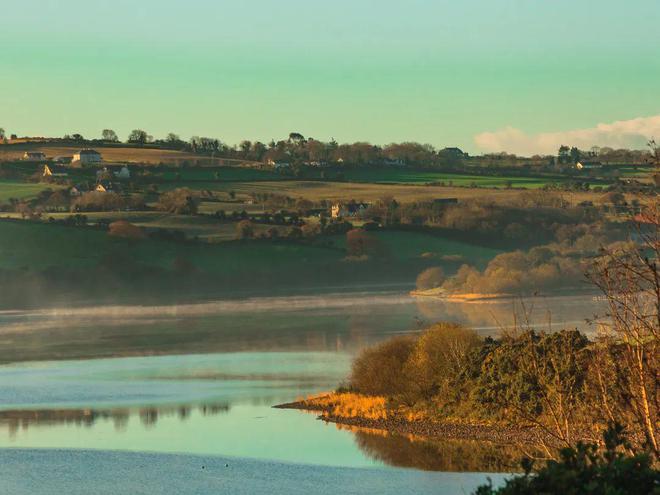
(588, 204, 659, 456)
(156, 188, 198, 214)
(236, 219, 254, 239)
(346, 228, 383, 257)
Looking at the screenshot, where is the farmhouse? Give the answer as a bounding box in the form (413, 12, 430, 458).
(576, 160, 602, 170)
(73, 149, 102, 166)
(331, 202, 369, 219)
(42, 165, 68, 178)
(23, 151, 46, 161)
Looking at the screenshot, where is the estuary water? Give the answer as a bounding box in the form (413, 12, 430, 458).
(0, 291, 603, 494)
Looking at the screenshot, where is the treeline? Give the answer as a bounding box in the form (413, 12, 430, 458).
(434, 228, 628, 295)
(359, 192, 626, 246)
(348, 226, 659, 457)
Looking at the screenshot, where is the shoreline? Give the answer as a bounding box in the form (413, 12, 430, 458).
(275, 398, 592, 447)
(409, 287, 599, 302)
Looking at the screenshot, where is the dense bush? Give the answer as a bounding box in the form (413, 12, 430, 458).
(108, 220, 147, 240)
(350, 323, 480, 404)
(472, 330, 590, 420)
(156, 188, 198, 214)
(350, 336, 416, 397)
(346, 228, 383, 257)
(474, 424, 659, 495)
(72, 191, 125, 212)
(349, 326, 603, 433)
(403, 323, 481, 405)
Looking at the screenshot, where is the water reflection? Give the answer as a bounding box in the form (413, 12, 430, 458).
(0, 403, 231, 437)
(0, 403, 533, 472)
(0, 292, 603, 364)
(349, 427, 534, 472)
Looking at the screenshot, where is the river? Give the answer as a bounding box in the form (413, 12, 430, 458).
(0, 291, 604, 494)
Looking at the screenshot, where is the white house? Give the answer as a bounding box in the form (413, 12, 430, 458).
(73, 149, 102, 166)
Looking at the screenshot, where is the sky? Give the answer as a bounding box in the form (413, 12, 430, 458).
(1, 0, 659, 155)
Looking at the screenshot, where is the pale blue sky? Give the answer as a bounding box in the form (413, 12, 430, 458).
(1, 0, 659, 153)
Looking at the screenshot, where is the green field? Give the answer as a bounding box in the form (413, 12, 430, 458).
(0, 220, 339, 273)
(331, 231, 500, 266)
(0, 219, 499, 271)
(0, 181, 61, 202)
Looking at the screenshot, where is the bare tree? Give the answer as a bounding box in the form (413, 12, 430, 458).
(588, 203, 659, 455)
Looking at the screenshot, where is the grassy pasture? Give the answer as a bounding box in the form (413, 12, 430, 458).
(0, 220, 338, 274)
(180, 180, 612, 205)
(38, 211, 287, 242)
(0, 218, 501, 274)
(0, 181, 62, 202)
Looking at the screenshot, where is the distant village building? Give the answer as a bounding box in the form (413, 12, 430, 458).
(267, 158, 290, 170)
(383, 158, 406, 167)
(73, 149, 102, 166)
(95, 181, 118, 193)
(23, 151, 46, 162)
(331, 202, 369, 219)
(575, 161, 602, 170)
(42, 165, 68, 178)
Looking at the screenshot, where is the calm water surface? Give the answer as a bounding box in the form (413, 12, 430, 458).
(0, 292, 603, 493)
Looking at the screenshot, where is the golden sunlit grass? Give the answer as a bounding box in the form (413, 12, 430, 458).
(298, 392, 431, 422)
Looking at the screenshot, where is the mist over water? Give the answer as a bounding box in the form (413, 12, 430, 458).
(0, 289, 604, 479)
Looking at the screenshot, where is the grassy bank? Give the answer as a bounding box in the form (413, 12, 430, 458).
(0, 219, 498, 308)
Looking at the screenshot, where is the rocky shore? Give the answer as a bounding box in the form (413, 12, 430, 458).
(275, 399, 592, 447)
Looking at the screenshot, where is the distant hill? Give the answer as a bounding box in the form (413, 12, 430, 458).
(0, 142, 259, 167)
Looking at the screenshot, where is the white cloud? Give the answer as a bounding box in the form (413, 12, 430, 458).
(474, 115, 660, 156)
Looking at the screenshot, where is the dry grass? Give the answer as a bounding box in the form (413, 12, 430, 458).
(204, 180, 624, 206)
(300, 392, 430, 422)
